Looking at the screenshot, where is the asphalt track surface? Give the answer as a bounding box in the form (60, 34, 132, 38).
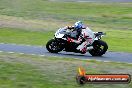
(0, 43, 132, 63)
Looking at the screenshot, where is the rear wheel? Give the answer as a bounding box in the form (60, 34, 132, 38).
(46, 39, 64, 53)
(89, 40, 108, 56)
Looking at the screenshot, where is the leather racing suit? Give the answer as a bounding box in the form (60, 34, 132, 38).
(63, 26, 95, 54)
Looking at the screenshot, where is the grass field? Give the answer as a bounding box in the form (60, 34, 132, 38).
(0, 52, 132, 88)
(0, 0, 132, 30)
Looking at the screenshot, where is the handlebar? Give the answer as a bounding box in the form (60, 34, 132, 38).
(94, 32, 106, 36)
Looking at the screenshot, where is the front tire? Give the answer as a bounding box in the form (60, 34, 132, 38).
(89, 40, 108, 56)
(46, 39, 64, 53)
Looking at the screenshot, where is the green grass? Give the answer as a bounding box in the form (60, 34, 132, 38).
(0, 27, 132, 52)
(0, 0, 132, 30)
(0, 61, 46, 88)
(102, 30, 132, 52)
(0, 52, 132, 88)
(0, 27, 54, 45)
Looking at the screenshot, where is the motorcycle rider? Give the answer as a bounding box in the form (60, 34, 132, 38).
(63, 21, 95, 54)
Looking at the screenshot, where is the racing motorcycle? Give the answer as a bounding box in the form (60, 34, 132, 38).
(46, 28, 108, 56)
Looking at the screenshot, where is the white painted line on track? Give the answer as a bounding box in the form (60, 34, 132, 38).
(0, 43, 5, 44)
(31, 54, 36, 56)
(103, 61, 111, 63)
(0, 43, 42, 47)
(19, 53, 25, 55)
(0, 51, 3, 53)
(8, 52, 15, 54)
(96, 60, 102, 62)
(39, 55, 45, 57)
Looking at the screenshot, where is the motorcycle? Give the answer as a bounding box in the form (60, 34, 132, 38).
(46, 28, 108, 56)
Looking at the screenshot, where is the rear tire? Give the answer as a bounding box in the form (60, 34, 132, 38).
(46, 39, 64, 53)
(89, 40, 108, 56)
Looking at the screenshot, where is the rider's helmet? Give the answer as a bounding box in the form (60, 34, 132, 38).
(74, 21, 83, 29)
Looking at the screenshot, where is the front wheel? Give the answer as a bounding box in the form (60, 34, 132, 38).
(89, 40, 108, 56)
(46, 39, 64, 53)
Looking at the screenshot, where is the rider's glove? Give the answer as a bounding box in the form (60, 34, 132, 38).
(67, 37, 73, 43)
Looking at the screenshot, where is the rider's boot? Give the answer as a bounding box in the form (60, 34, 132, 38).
(76, 41, 89, 54)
